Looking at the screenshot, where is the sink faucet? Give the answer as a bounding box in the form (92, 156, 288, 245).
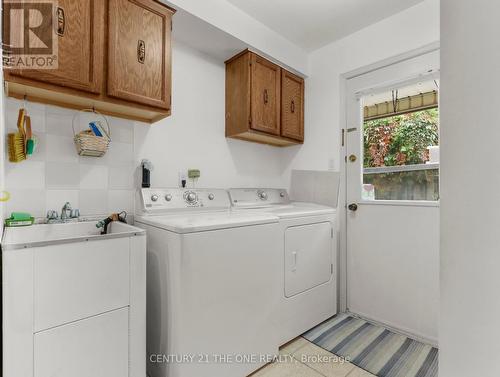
(46, 202, 80, 223)
(61, 202, 72, 221)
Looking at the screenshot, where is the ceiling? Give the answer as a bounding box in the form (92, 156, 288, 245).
(226, 0, 425, 51)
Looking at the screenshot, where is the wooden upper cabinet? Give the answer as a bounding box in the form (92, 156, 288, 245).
(225, 50, 304, 147)
(250, 54, 281, 136)
(107, 0, 173, 110)
(3, 0, 175, 123)
(281, 70, 304, 141)
(8, 0, 105, 93)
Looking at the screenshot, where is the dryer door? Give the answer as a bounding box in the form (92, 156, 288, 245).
(285, 222, 333, 298)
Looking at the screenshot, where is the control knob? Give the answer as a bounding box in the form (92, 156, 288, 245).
(208, 193, 215, 200)
(151, 194, 159, 202)
(165, 194, 172, 201)
(185, 191, 198, 203)
(257, 190, 268, 200)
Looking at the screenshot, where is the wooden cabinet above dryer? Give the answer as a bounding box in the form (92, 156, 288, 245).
(3, 0, 175, 123)
(225, 50, 305, 147)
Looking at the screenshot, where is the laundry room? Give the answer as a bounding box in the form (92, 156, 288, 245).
(0, 0, 498, 376)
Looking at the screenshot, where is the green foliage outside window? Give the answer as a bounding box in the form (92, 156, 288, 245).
(363, 108, 439, 168)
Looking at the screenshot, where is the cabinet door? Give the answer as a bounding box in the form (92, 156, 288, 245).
(9, 0, 104, 93)
(33, 238, 130, 332)
(284, 222, 332, 298)
(108, 0, 173, 110)
(250, 53, 281, 135)
(281, 70, 304, 141)
(34, 308, 129, 377)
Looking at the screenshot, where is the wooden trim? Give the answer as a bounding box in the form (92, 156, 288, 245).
(227, 130, 300, 147)
(6, 81, 169, 123)
(224, 48, 250, 65)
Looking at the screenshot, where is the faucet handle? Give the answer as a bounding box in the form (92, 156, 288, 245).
(70, 209, 80, 218)
(46, 210, 58, 219)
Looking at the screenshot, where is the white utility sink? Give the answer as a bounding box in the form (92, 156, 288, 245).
(2, 221, 145, 250)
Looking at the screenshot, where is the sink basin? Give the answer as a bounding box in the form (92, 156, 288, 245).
(2, 221, 145, 250)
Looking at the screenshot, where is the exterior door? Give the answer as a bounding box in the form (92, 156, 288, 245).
(281, 70, 304, 141)
(344, 49, 440, 344)
(8, 0, 105, 93)
(107, 0, 173, 109)
(250, 53, 281, 135)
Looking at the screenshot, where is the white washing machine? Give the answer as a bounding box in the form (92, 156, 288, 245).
(135, 188, 281, 377)
(228, 188, 337, 346)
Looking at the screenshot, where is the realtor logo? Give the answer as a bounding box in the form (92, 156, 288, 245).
(2, 0, 58, 69)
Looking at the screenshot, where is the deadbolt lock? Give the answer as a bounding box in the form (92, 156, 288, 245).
(349, 154, 357, 162)
(348, 203, 358, 211)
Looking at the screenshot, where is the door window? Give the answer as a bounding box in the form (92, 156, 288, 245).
(361, 80, 439, 201)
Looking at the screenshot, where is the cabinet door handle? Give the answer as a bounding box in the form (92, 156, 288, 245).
(263, 89, 268, 104)
(291, 100, 295, 113)
(137, 40, 146, 64)
(56, 7, 65, 36)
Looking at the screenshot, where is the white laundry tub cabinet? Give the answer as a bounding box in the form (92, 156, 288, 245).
(2, 221, 146, 377)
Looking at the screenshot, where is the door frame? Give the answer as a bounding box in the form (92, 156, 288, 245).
(337, 42, 441, 313)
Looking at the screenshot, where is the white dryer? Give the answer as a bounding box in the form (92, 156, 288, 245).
(135, 188, 281, 377)
(228, 188, 337, 346)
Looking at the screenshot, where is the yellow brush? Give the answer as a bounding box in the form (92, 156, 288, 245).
(8, 108, 26, 163)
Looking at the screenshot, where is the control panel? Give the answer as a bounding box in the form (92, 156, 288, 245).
(228, 188, 290, 207)
(140, 188, 230, 213)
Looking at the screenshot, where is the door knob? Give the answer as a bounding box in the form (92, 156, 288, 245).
(348, 203, 358, 211)
(349, 154, 357, 162)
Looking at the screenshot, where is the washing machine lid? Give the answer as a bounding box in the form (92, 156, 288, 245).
(135, 211, 278, 234)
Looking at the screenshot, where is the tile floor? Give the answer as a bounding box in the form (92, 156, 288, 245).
(250, 337, 375, 377)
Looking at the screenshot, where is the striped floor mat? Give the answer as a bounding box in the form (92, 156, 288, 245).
(303, 313, 438, 377)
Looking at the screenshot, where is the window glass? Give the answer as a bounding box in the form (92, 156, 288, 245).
(362, 105, 439, 201)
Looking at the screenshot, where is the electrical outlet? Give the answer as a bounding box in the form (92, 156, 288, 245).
(188, 169, 200, 179)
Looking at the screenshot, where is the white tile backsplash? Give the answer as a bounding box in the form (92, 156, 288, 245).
(106, 141, 134, 164)
(45, 113, 75, 136)
(5, 160, 45, 189)
(4, 100, 136, 219)
(46, 134, 79, 162)
(4, 189, 46, 218)
(108, 190, 134, 213)
(79, 164, 109, 190)
(46, 190, 79, 213)
(46, 162, 80, 189)
(108, 165, 135, 189)
(79, 190, 109, 216)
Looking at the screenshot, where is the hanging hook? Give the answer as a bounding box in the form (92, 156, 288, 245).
(392, 90, 399, 114)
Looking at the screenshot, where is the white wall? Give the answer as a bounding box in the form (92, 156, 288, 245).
(440, 1, 500, 376)
(134, 41, 295, 189)
(2, 41, 297, 222)
(164, 0, 309, 75)
(3, 100, 136, 220)
(283, 0, 440, 342)
(287, 0, 440, 174)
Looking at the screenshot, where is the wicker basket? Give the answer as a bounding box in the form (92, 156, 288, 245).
(72, 109, 111, 157)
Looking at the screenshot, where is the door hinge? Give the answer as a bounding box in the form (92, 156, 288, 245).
(248, 115, 252, 125)
(341, 129, 345, 147)
(331, 228, 334, 238)
(344, 155, 347, 163)
(331, 264, 333, 274)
